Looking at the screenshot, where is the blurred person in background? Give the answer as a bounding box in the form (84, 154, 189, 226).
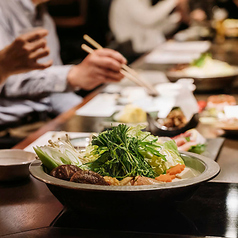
(109, 0, 187, 61)
(0, 28, 52, 85)
(0, 0, 126, 128)
(189, 0, 238, 23)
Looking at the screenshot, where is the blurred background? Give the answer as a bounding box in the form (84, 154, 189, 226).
(46, 0, 238, 64)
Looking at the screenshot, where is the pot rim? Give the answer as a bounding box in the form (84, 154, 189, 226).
(29, 151, 220, 192)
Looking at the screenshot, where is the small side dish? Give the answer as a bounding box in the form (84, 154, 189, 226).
(102, 104, 148, 129)
(171, 129, 206, 154)
(200, 95, 236, 121)
(156, 107, 187, 129)
(113, 104, 147, 124)
(0, 149, 36, 181)
(207, 94, 236, 114)
(216, 118, 238, 135)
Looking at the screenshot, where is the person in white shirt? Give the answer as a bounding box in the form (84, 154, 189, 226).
(109, 0, 183, 53)
(0, 0, 126, 126)
(0, 28, 52, 85)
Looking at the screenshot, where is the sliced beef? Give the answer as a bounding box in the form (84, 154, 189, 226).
(70, 170, 109, 185)
(50, 164, 81, 181)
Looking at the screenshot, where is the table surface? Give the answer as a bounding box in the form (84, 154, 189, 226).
(1, 39, 238, 238)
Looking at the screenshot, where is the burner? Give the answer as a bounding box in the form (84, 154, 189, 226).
(50, 182, 235, 237)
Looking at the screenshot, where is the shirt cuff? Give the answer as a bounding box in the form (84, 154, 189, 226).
(49, 65, 74, 92)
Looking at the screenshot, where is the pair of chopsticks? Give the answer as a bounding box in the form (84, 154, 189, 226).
(81, 34, 158, 97)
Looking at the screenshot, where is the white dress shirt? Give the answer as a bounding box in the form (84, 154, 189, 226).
(0, 0, 82, 126)
(109, 0, 180, 53)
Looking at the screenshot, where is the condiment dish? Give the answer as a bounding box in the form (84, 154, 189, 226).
(0, 149, 36, 182)
(147, 112, 199, 137)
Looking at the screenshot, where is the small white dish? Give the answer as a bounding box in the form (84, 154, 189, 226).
(0, 149, 36, 182)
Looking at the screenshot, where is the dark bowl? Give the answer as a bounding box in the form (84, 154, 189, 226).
(30, 152, 220, 215)
(147, 113, 199, 137)
(166, 67, 238, 91)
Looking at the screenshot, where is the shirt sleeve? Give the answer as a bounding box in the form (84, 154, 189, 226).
(125, 0, 177, 26)
(0, 11, 74, 99)
(0, 65, 73, 98)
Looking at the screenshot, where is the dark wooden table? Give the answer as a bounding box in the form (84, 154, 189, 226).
(1, 39, 238, 238)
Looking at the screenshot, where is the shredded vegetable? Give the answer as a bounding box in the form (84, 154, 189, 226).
(85, 124, 184, 179)
(34, 125, 184, 180)
(34, 135, 85, 172)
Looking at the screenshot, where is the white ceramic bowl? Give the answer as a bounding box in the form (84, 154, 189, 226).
(0, 149, 36, 182)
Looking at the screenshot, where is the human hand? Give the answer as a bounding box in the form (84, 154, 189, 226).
(0, 28, 52, 83)
(67, 48, 127, 90)
(176, 0, 188, 4)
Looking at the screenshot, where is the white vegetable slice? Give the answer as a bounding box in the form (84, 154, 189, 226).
(176, 167, 196, 179)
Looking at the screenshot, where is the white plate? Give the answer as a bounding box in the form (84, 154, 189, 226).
(24, 131, 92, 153)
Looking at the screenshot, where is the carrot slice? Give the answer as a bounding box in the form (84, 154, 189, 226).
(155, 174, 176, 182)
(166, 164, 185, 175)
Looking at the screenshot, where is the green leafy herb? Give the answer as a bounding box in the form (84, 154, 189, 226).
(89, 124, 158, 179)
(191, 53, 211, 67)
(188, 144, 206, 154)
(87, 124, 168, 179)
(185, 137, 191, 142)
(85, 124, 184, 179)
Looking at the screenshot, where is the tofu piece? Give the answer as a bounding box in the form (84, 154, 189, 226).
(176, 167, 196, 179)
(172, 178, 181, 182)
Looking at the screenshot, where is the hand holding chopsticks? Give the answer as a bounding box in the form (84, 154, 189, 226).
(67, 42, 126, 90)
(82, 35, 158, 96)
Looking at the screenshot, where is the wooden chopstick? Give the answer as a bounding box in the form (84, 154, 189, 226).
(81, 44, 94, 54)
(83, 35, 151, 84)
(83, 34, 103, 50)
(81, 44, 153, 90)
(83, 35, 158, 96)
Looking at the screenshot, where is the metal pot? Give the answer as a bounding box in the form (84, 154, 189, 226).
(30, 152, 220, 214)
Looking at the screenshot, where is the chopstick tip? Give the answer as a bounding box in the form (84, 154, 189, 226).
(83, 34, 88, 39)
